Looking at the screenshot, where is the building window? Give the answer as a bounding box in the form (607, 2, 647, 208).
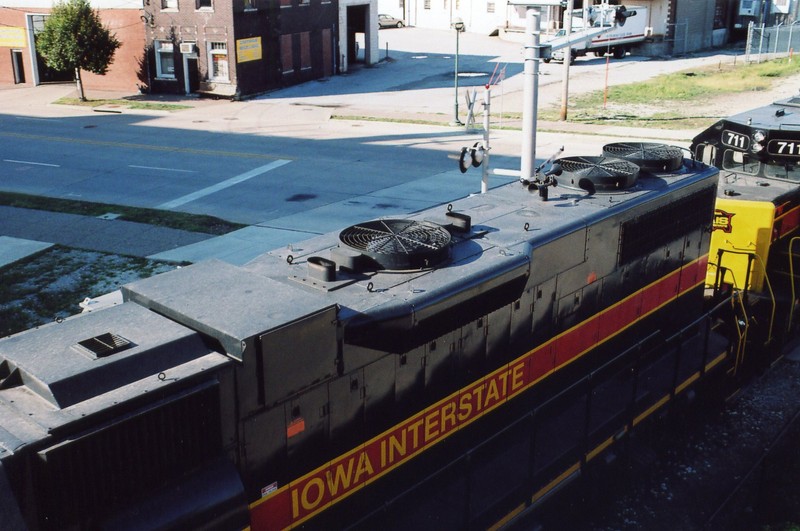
(162, 0, 177, 9)
(300, 32, 311, 70)
(281, 34, 293, 74)
(196, 0, 212, 9)
(244, 0, 256, 9)
(487, 1, 494, 12)
(155, 41, 175, 78)
(208, 41, 229, 81)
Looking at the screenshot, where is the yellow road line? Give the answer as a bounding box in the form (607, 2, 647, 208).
(0, 131, 295, 161)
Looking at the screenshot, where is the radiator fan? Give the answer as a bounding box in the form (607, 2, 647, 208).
(338, 219, 451, 270)
(602, 142, 684, 172)
(558, 156, 640, 194)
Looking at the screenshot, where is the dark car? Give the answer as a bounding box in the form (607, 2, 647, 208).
(378, 14, 405, 28)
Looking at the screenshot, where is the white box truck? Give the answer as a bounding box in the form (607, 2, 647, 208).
(548, 5, 651, 63)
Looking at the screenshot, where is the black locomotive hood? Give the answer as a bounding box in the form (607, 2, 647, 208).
(342, 248, 530, 353)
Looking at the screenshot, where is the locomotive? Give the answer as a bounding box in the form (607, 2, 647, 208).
(0, 140, 749, 530)
(691, 96, 800, 356)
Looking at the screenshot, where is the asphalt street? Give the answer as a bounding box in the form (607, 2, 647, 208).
(0, 27, 760, 266)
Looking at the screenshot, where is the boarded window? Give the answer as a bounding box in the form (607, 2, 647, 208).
(300, 32, 311, 71)
(281, 34, 294, 74)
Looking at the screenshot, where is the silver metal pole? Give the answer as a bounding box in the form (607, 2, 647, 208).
(482, 86, 491, 193)
(520, 6, 541, 183)
(453, 27, 463, 126)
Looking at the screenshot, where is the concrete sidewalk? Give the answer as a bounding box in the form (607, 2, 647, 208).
(0, 206, 212, 266)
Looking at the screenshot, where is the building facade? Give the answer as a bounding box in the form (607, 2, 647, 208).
(144, 0, 343, 98)
(377, 0, 744, 56)
(0, 0, 380, 98)
(0, 1, 144, 91)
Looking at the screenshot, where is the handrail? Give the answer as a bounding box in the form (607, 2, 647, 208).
(751, 252, 776, 346)
(788, 236, 800, 331)
(712, 262, 750, 377)
(714, 247, 774, 342)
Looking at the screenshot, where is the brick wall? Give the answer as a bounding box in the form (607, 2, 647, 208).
(0, 6, 144, 93)
(146, 0, 236, 96)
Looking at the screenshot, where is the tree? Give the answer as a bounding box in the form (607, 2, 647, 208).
(36, 0, 121, 101)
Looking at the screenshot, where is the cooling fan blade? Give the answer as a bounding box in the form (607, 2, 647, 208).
(558, 156, 640, 191)
(339, 219, 451, 270)
(602, 142, 684, 172)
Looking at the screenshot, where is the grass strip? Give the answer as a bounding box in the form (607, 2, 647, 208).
(55, 97, 192, 112)
(539, 58, 800, 127)
(0, 191, 244, 235)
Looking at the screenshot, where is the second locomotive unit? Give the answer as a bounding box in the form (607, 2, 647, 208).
(692, 96, 800, 359)
(0, 143, 737, 529)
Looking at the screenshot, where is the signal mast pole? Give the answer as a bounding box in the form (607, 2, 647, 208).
(519, 4, 542, 184)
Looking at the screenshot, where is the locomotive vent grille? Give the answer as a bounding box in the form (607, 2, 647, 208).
(74, 332, 132, 359)
(558, 156, 640, 193)
(338, 219, 451, 270)
(602, 142, 684, 173)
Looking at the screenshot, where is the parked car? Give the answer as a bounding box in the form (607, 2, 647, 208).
(378, 14, 405, 28)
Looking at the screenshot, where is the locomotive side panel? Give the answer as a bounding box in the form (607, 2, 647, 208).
(0, 148, 730, 531)
(364, 354, 397, 434)
(259, 306, 339, 408)
(284, 384, 331, 480)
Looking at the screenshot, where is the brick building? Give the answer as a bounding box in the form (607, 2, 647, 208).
(0, 1, 144, 92)
(144, 0, 379, 98)
(0, 0, 380, 98)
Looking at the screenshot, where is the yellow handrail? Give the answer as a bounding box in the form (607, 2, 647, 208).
(713, 264, 750, 377)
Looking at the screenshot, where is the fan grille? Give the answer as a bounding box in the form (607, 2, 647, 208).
(602, 142, 684, 172)
(339, 219, 451, 270)
(559, 156, 640, 191)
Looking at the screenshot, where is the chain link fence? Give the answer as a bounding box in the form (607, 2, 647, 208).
(745, 21, 800, 63)
(666, 22, 689, 56)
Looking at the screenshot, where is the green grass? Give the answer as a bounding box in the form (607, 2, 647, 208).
(583, 59, 800, 105)
(0, 246, 176, 337)
(539, 58, 800, 128)
(55, 97, 191, 112)
(0, 191, 244, 235)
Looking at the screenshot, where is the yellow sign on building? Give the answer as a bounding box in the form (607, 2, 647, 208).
(0, 27, 27, 48)
(236, 37, 262, 63)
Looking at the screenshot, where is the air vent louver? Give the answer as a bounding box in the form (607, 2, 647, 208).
(74, 333, 132, 359)
(338, 219, 451, 270)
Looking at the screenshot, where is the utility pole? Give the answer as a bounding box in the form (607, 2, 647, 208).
(560, 0, 574, 121)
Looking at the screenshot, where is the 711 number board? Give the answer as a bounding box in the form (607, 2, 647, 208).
(767, 139, 800, 157)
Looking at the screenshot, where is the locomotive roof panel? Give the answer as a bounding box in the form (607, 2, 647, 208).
(122, 260, 337, 361)
(725, 97, 800, 130)
(122, 159, 717, 356)
(715, 171, 800, 203)
(0, 303, 229, 451)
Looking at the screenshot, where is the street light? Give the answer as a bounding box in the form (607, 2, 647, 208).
(451, 17, 465, 126)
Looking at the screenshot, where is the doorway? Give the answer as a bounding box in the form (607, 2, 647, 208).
(11, 50, 25, 84)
